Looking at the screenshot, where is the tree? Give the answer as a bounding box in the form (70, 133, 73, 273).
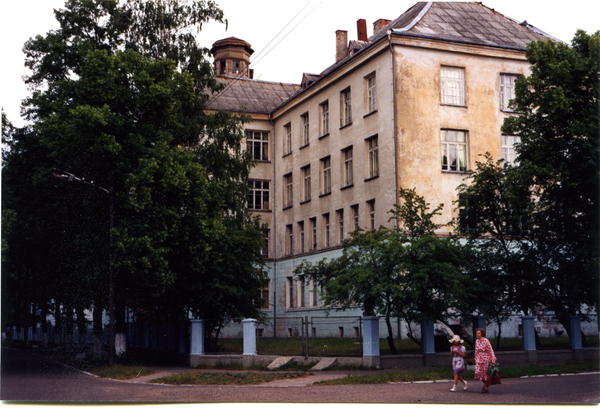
(3, 0, 267, 352)
(294, 189, 474, 352)
(501, 30, 599, 333)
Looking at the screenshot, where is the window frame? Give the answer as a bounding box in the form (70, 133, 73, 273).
(502, 134, 520, 165)
(323, 213, 330, 248)
(283, 123, 292, 156)
(336, 209, 344, 244)
(367, 199, 376, 230)
(500, 73, 519, 112)
(441, 129, 468, 173)
(366, 73, 377, 114)
(319, 100, 330, 137)
(301, 112, 310, 147)
(351, 204, 359, 231)
(248, 179, 270, 211)
(246, 130, 269, 161)
(340, 87, 352, 127)
(285, 224, 293, 256)
(320, 156, 332, 195)
(298, 221, 305, 253)
(441, 66, 465, 106)
(310, 217, 317, 251)
(366, 136, 379, 179)
(283, 173, 293, 208)
(301, 165, 311, 203)
(342, 146, 354, 188)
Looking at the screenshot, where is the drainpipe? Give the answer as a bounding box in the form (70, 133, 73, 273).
(269, 111, 277, 337)
(388, 30, 399, 229)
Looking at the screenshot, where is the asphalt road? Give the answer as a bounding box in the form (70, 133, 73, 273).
(1, 347, 599, 403)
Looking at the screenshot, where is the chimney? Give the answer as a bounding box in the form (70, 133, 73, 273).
(335, 30, 348, 62)
(373, 19, 391, 33)
(357, 19, 367, 42)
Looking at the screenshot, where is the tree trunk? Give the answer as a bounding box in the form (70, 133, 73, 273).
(385, 314, 396, 354)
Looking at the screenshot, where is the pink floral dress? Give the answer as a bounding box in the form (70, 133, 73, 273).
(474, 337, 496, 381)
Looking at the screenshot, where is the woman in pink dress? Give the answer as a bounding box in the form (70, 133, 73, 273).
(474, 328, 496, 393)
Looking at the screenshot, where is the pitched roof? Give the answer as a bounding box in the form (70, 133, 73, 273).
(206, 77, 301, 114)
(370, 2, 557, 49)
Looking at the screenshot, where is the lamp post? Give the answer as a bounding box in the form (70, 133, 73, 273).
(51, 168, 115, 365)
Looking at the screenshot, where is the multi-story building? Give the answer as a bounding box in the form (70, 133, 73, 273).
(206, 2, 557, 333)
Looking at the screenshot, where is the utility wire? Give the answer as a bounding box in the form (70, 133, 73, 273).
(207, 1, 322, 106)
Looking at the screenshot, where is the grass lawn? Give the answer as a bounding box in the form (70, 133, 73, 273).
(149, 371, 311, 385)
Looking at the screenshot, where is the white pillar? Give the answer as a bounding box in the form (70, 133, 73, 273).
(243, 319, 257, 355)
(190, 319, 205, 355)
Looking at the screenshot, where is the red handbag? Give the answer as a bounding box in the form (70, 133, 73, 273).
(489, 372, 502, 385)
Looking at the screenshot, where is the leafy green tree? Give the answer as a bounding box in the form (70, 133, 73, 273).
(501, 30, 599, 333)
(3, 0, 267, 352)
(295, 189, 473, 352)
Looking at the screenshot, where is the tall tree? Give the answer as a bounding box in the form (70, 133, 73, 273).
(295, 189, 474, 352)
(3, 0, 267, 352)
(501, 30, 600, 331)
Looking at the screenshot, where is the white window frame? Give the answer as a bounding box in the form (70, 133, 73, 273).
(351, 204, 359, 231)
(367, 136, 379, 178)
(500, 73, 519, 111)
(342, 146, 353, 187)
(366, 74, 377, 113)
(336, 209, 344, 244)
(301, 165, 311, 202)
(367, 200, 375, 230)
(441, 66, 465, 106)
(441, 129, 468, 172)
(323, 213, 330, 248)
(502, 135, 520, 165)
(321, 156, 331, 195)
(284, 123, 292, 155)
(320, 100, 329, 136)
(301, 112, 310, 146)
(340, 87, 352, 127)
(283, 173, 293, 208)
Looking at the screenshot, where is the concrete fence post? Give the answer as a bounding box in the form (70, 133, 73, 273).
(569, 316, 584, 360)
(362, 316, 381, 368)
(521, 315, 538, 362)
(421, 320, 435, 354)
(243, 319, 257, 355)
(190, 319, 205, 355)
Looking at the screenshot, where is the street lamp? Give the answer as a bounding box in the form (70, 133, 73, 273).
(52, 168, 116, 365)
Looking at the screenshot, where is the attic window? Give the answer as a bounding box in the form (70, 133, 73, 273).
(233, 61, 240, 74)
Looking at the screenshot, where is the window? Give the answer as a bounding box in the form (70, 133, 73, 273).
(301, 165, 311, 202)
(323, 213, 330, 247)
(283, 173, 293, 208)
(502, 135, 520, 165)
(336, 209, 344, 244)
(458, 194, 477, 234)
(298, 221, 305, 253)
(321, 156, 331, 195)
(441, 130, 468, 172)
(340, 87, 352, 127)
(351, 204, 359, 231)
(301, 112, 310, 146)
(233, 60, 240, 74)
(342, 146, 353, 187)
(283, 123, 292, 155)
(310, 217, 317, 250)
(500, 74, 519, 111)
(219, 60, 226, 75)
(441, 66, 465, 106)
(248, 180, 270, 210)
(287, 277, 295, 309)
(262, 229, 269, 257)
(367, 136, 379, 178)
(246, 130, 269, 161)
(299, 275, 305, 307)
(310, 280, 318, 307)
(366, 74, 377, 113)
(285, 224, 293, 255)
(367, 200, 375, 230)
(257, 280, 270, 309)
(320, 100, 329, 136)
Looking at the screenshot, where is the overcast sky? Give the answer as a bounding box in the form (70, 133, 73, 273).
(1, 0, 598, 128)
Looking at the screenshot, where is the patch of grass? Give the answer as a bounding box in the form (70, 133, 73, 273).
(314, 359, 599, 385)
(90, 365, 154, 380)
(150, 371, 311, 385)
